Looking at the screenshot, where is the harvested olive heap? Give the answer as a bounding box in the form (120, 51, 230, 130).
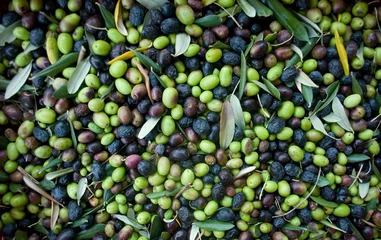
(1, 0, 381, 239)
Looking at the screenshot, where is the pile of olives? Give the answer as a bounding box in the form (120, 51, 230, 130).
(0, 0, 381, 239)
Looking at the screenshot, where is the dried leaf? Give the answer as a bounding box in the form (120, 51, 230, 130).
(332, 97, 353, 132)
(137, 0, 168, 9)
(351, 72, 363, 96)
(193, 220, 234, 231)
(246, 0, 272, 17)
(67, 56, 91, 94)
(322, 113, 341, 123)
(290, 44, 303, 62)
(32, 52, 79, 78)
(347, 154, 370, 163)
(210, 41, 231, 50)
(312, 81, 340, 116)
(45, 168, 74, 181)
(310, 114, 330, 137)
(238, 51, 247, 100)
(266, 0, 309, 43)
(359, 182, 370, 199)
(320, 220, 346, 233)
(137, 116, 162, 139)
(96, 3, 116, 29)
(136, 62, 153, 103)
(51, 202, 59, 229)
(310, 196, 338, 208)
(263, 77, 281, 100)
(194, 15, 223, 28)
(22, 175, 62, 206)
(23, 43, 42, 56)
(237, 0, 256, 17)
(5, 62, 32, 99)
(286, 37, 319, 68)
(114, 0, 128, 36)
(295, 69, 319, 88)
(190, 224, 200, 240)
(0, 21, 21, 47)
(229, 95, 246, 130)
(113, 214, 145, 229)
(77, 178, 87, 205)
(302, 85, 313, 108)
(234, 166, 256, 180)
(130, 49, 162, 74)
(220, 101, 235, 149)
(173, 33, 191, 57)
(335, 30, 349, 77)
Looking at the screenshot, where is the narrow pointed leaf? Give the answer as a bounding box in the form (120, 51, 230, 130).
(137, 0, 168, 9)
(194, 220, 234, 231)
(366, 198, 378, 211)
(33, 224, 49, 235)
(23, 43, 42, 56)
(253, 80, 272, 95)
(150, 215, 163, 239)
(51, 202, 59, 229)
(290, 44, 304, 62)
(220, 101, 235, 149)
(312, 81, 340, 115)
(286, 37, 319, 68)
(40, 179, 55, 191)
(310, 114, 330, 137)
(146, 187, 182, 199)
(173, 33, 191, 57)
(0, 21, 21, 47)
(317, 176, 330, 187)
(348, 219, 365, 240)
(310, 196, 339, 208)
(323, 113, 341, 123)
(115, 0, 128, 36)
(39, 12, 59, 24)
(108, 45, 152, 65)
(295, 70, 319, 88)
(237, 0, 256, 17)
(53, 84, 78, 99)
(372, 160, 381, 181)
(85, 31, 95, 55)
(113, 214, 145, 229)
(356, 42, 364, 61)
(137, 117, 162, 139)
(22, 176, 62, 206)
(45, 168, 74, 181)
(265, 0, 309, 43)
(5, 62, 32, 99)
(247, 0, 272, 17)
(292, 10, 322, 34)
(77, 178, 87, 205)
(190, 225, 200, 240)
(68, 120, 77, 148)
(376, 92, 381, 106)
(302, 85, 313, 107)
(332, 97, 353, 132)
(320, 220, 346, 233)
(130, 49, 161, 74)
(71, 218, 88, 228)
(282, 224, 317, 232)
(96, 3, 116, 29)
(194, 15, 223, 27)
(67, 57, 91, 94)
(234, 166, 256, 180)
(347, 154, 370, 163)
(244, 36, 256, 57)
(39, 157, 62, 173)
(351, 72, 363, 96)
(210, 41, 231, 50)
(376, 7, 381, 32)
(263, 78, 281, 100)
(75, 224, 106, 240)
(32, 52, 79, 78)
(335, 30, 349, 76)
(359, 182, 369, 199)
(238, 51, 247, 99)
(229, 95, 246, 130)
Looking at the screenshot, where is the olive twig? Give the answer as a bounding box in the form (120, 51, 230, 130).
(214, 3, 242, 29)
(349, 164, 363, 189)
(136, 62, 153, 104)
(174, 184, 192, 199)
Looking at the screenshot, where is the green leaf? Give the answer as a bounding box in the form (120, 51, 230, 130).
(282, 224, 317, 232)
(68, 120, 78, 149)
(85, 31, 95, 55)
(310, 114, 331, 138)
(375, 92, 381, 106)
(23, 43, 42, 56)
(173, 33, 191, 57)
(0, 21, 21, 47)
(193, 220, 234, 231)
(5, 62, 33, 99)
(347, 154, 370, 163)
(0, 136, 9, 150)
(323, 113, 342, 123)
(372, 160, 381, 181)
(137, 116, 162, 139)
(263, 78, 281, 100)
(210, 41, 231, 50)
(359, 182, 370, 199)
(220, 101, 235, 149)
(265, 0, 309, 43)
(147, 187, 182, 199)
(71, 218, 88, 228)
(33, 224, 49, 235)
(53, 84, 78, 99)
(317, 176, 330, 187)
(194, 15, 223, 28)
(302, 85, 313, 108)
(39, 12, 59, 24)
(312, 81, 340, 116)
(68, 56, 91, 94)
(130, 49, 161, 74)
(0, 80, 34, 92)
(332, 97, 353, 132)
(292, 10, 323, 34)
(286, 37, 319, 68)
(45, 168, 74, 181)
(100, 81, 115, 101)
(77, 178, 87, 205)
(39, 179, 56, 191)
(32, 52, 79, 78)
(310, 196, 338, 208)
(348, 219, 365, 240)
(0, 171, 9, 182)
(320, 220, 346, 233)
(39, 157, 62, 173)
(10, 183, 22, 193)
(351, 72, 363, 96)
(229, 95, 246, 130)
(96, 3, 116, 29)
(76, 224, 106, 240)
(150, 215, 164, 239)
(247, 0, 272, 17)
(113, 214, 145, 230)
(237, 0, 256, 17)
(103, 189, 113, 202)
(366, 197, 378, 211)
(290, 44, 304, 62)
(238, 51, 247, 100)
(137, 0, 168, 9)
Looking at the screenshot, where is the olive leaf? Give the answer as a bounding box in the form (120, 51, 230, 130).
(359, 182, 370, 199)
(311, 81, 340, 116)
(347, 154, 370, 163)
(0, 80, 34, 92)
(194, 15, 223, 27)
(39, 12, 59, 24)
(190, 224, 200, 240)
(137, 116, 162, 139)
(335, 30, 349, 77)
(193, 220, 235, 231)
(40, 179, 56, 191)
(238, 51, 247, 100)
(286, 37, 319, 68)
(322, 113, 341, 123)
(0, 171, 9, 182)
(229, 95, 245, 130)
(210, 41, 231, 50)
(366, 197, 378, 211)
(320, 220, 346, 233)
(45, 168, 74, 181)
(282, 224, 317, 232)
(265, 0, 309, 43)
(33, 224, 49, 235)
(137, 0, 168, 9)
(372, 160, 381, 181)
(290, 44, 303, 62)
(237, 0, 256, 17)
(5, 62, 32, 99)
(375, 7, 381, 33)
(376, 92, 381, 106)
(32, 52, 79, 78)
(100, 81, 115, 101)
(233, 166, 256, 180)
(130, 49, 162, 74)
(173, 33, 191, 57)
(356, 42, 364, 61)
(295, 69, 319, 88)
(220, 101, 235, 149)
(317, 176, 330, 187)
(85, 30, 95, 55)
(332, 97, 354, 133)
(146, 187, 182, 199)
(53, 84, 78, 99)
(113, 214, 145, 229)
(0, 20, 21, 47)
(310, 114, 331, 137)
(75, 224, 106, 240)
(262, 77, 281, 100)
(67, 56, 91, 94)
(23, 43, 42, 56)
(96, 3, 116, 29)
(351, 72, 363, 96)
(149, 215, 163, 239)
(310, 196, 338, 208)
(348, 218, 365, 240)
(68, 120, 78, 148)
(71, 218, 88, 228)
(77, 178, 88, 205)
(22, 175, 62, 206)
(292, 10, 323, 35)
(246, 0, 272, 17)
(302, 85, 313, 108)
(51, 202, 60, 229)
(115, 0, 128, 36)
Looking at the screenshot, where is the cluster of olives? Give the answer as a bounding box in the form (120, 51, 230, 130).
(0, 0, 381, 239)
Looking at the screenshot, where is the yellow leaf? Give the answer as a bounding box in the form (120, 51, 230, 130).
(114, 0, 128, 36)
(335, 30, 349, 77)
(108, 45, 152, 65)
